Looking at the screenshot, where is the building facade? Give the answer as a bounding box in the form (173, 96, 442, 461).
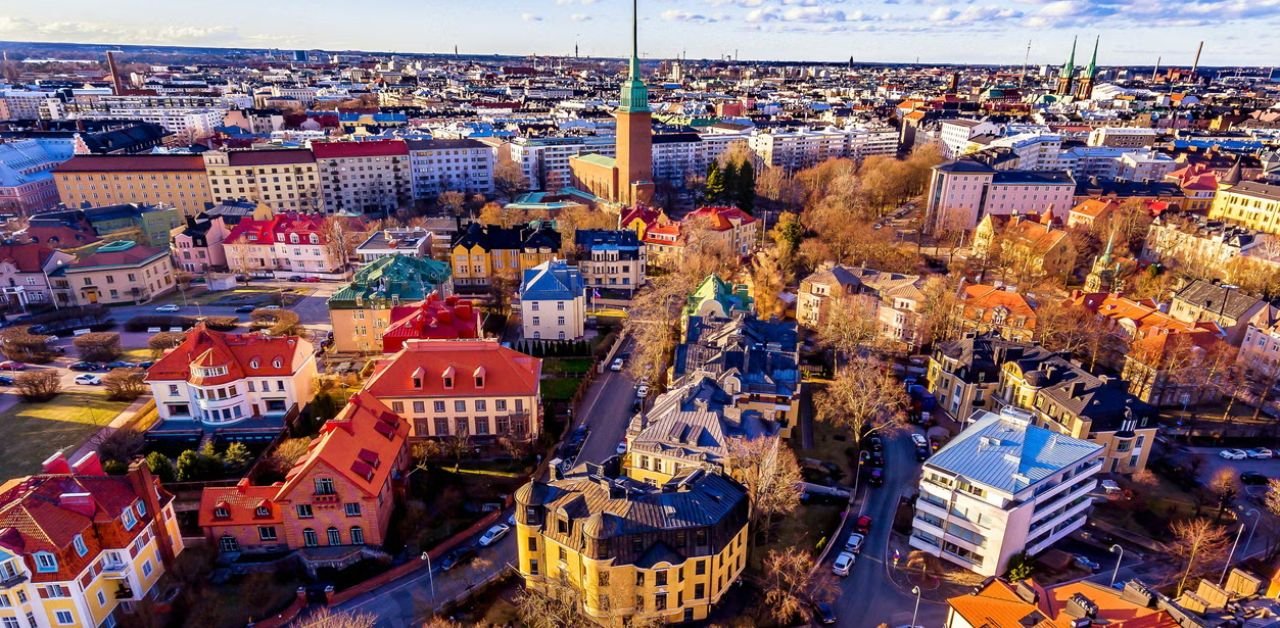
(406, 138, 495, 198)
(519, 259, 586, 341)
(203, 149, 323, 213)
(574, 229, 647, 297)
(327, 255, 453, 353)
(1208, 182, 1280, 236)
(312, 140, 412, 215)
(63, 241, 175, 306)
(52, 154, 212, 217)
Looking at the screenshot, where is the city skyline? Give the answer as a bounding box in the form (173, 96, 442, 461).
(2, 0, 1279, 67)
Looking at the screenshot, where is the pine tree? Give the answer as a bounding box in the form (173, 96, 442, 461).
(736, 159, 756, 213)
(705, 163, 726, 203)
(721, 162, 740, 204)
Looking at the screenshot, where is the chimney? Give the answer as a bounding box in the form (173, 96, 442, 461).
(106, 51, 122, 96)
(1064, 593, 1099, 620)
(127, 460, 176, 566)
(58, 492, 96, 517)
(549, 458, 564, 481)
(41, 451, 72, 474)
(71, 452, 104, 476)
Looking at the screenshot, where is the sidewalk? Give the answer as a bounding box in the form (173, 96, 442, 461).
(69, 395, 152, 462)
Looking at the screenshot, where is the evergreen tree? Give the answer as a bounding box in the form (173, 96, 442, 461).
(705, 163, 726, 203)
(721, 161, 740, 204)
(145, 452, 176, 483)
(222, 442, 252, 471)
(736, 159, 756, 213)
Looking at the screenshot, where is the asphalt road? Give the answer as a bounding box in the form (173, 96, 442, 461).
(572, 338, 638, 466)
(825, 430, 947, 628)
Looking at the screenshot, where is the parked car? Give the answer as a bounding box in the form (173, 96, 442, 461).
(870, 451, 885, 468)
(0, 361, 26, 371)
(0, 376, 13, 386)
(74, 374, 102, 386)
(832, 551, 856, 577)
(844, 532, 865, 554)
(1241, 471, 1271, 486)
(70, 361, 104, 372)
(855, 515, 872, 534)
(105, 361, 136, 369)
(1248, 448, 1274, 460)
(615, 441, 627, 456)
(303, 276, 321, 283)
(812, 602, 837, 625)
(610, 357, 624, 372)
(288, 275, 303, 282)
(1074, 554, 1101, 572)
(137, 361, 154, 369)
(868, 435, 884, 451)
(1100, 480, 1123, 495)
(930, 437, 943, 452)
(478, 523, 510, 547)
(154, 304, 181, 313)
(869, 468, 884, 486)
(440, 547, 476, 571)
(263, 305, 281, 310)
(910, 433, 927, 448)
(635, 385, 650, 398)
(234, 305, 256, 313)
(1220, 449, 1249, 460)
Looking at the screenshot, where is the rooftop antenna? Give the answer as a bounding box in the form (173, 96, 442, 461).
(1020, 40, 1031, 87)
(453, 45, 458, 56)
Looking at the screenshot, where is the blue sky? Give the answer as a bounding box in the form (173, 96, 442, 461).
(2, 1, 1279, 66)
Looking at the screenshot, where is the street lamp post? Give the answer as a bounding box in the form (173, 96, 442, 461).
(420, 551, 437, 606)
(1109, 544, 1124, 588)
(1243, 509, 1261, 558)
(850, 452, 866, 506)
(910, 586, 922, 628)
(1220, 523, 1246, 585)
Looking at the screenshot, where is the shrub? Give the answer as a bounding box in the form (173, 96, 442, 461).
(73, 332, 122, 362)
(96, 428, 145, 465)
(203, 316, 239, 331)
(103, 368, 147, 401)
(222, 442, 251, 471)
(0, 326, 55, 363)
(103, 460, 127, 475)
(148, 331, 188, 358)
(15, 369, 61, 401)
(250, 309, 302, 336)
(145, 451, 176, 483)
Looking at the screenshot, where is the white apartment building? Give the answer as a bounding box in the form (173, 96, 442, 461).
(72, 108, 224, 143)
(1087, 127, 1159, 148)
(910, 408, 1104, 576)
(406, 138, 495, 198)
(501, 136, 616, 192)
(269, 85, 318, 106)
(203, 149, 324, 213)
(1116, 150, 1177, 182)
(939, 119, 1002, 159)
(749, 128, 848, 171)
(984, 133, 1065, 171)
(0, 90, 56, 120)
(925, 160, 1076, 233)
(312, 139, 413, 215)
(848, 125, 901, 159)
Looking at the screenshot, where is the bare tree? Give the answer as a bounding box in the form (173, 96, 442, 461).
(761, 550, 837, 625)
(1207, 468, 1240, 521)
(916, 275, 964, 346)
(515, 580, 582, 628)
(816, 360, 909, 447)
(1264, 479, 1280, 518)
(726, 437, 802, 551)
(1034, 298, 1092, 355)
(443, 426, 471, 470)
(437, 190, 466, 217)
(73, 332, 122, 362)
(1171, 517, 1231, 595)
(15, 370, 61, 401)
(295, 608, 377, 628)
(102, 368, 147, 401)
(816, 293, 881, 367)
(494, 154, 528, 200)
(750, 247, 792, 320)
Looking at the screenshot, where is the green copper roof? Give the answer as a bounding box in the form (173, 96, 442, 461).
(1084, 36, 1099, 78)
(683, 274, 753, 320)
(618, 0, 649, 113)
(1061, 36, 1077, 76)
(328, 254, 451, 309)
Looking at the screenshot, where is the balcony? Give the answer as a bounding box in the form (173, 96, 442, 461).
(313, 493, 339, 504)
(1033, 479, 1097, 521)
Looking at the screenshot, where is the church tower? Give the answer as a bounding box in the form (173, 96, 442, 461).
(1055, 36, 1077, 97)
(1076, 36, 1099, 100)
(1085, 226, 1119, 293)
(615, 0, 654, 207)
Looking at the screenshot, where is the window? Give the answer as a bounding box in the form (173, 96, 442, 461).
(327, 527, 342, 545)
(1, 618, 16, 628)
(296, 504, 314, 518)
(96, 590, 107, 606)
(345, 503, 362, 517)
(0, 593, 8, 607)
(636, 571, 645, 586)
(258, 526, 278, 541)
(73, 534, 88, 557)
(314, 478, 335, 495)
(694, 583, 705, 599)
(122, 508, 137, 530)
(33, 552, 57, 573)
(434, 417, 449, 436)
(391, 401, 404, 413)
(475, 400, 487, 412)
(433, 401, 446, 413)
(55, 611, 75, 626)
(454, 400, 466, 413)
(529, 559, 539, 576)
(351, 526, 365, 544)
(303, 528, 318, 547)
(255, 505, 270, 517)
(142, 559, 153, 577)
(413, 401, 425, 414)
(496, 399, 508, 412)
(695, 559, 706, 575)
(219, 536, 239, 552)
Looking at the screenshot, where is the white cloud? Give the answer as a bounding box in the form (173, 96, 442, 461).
(570, 13, 592, 22)
(521, 13, 543, 22)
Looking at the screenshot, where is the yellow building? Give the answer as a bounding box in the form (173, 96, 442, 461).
(203, 149, 324, 213)
(53, 154, 213, 218)
(62, 241, 176, 306)
(0, 457, 185, 628)
(515, 465, 749, 625)
(972, 213, 1077, 283)
(449, 222, 561, 289)
(1208, 181, 1280, 235)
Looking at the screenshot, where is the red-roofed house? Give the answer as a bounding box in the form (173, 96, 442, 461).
(364, 339, 542, 441)
(0, 455, 184, 628)
(0, 243, 74, 311)
(625, 205, 758, 267)
(1164, 162, 1219, 212)
(145, 323, 318, 427)
(312, 140, 411, 215)
(381, 293, 481, 353)
(199, 391, 409, 554)
(958, 283, 1039, 342)
(683, 205, 759, 258)
(223, 212, 345, 279)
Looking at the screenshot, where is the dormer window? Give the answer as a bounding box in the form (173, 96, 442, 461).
(193, 365, 228, 378)
(442, 366, 456, 390)
(473, 366, 486, 389)
(250, 358, 260, 369)
(73, 535, 87, 557)
(213, 506, 230, 519)
(290, 233, 299, 244)
(411, 367, 425, 389)
(276, 233, 284, 242)
(255, 506, 270, 517)
(122, 508, 137, 530)
(135, 500, 146, 517)
(272, 357, 283, 369)
(309, 234, 319, 244)
(33, 552, 57, 573)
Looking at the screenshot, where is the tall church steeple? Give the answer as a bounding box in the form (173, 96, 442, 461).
(1076, 36, 1100, 100)
(1056, 36, 1078, 96)
(618, 0, 649, 114)
(613, 0, 654, 206)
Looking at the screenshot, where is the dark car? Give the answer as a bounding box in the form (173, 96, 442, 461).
(915, 445, 930, 462)
(0, 376, 13, 386)
(104, 361, 136, 369)
(800, 491, 848, 506)
(234, 305, 256, 313)
(1241, 471, 1270, 486)
(137, 361, 154, 369)
(70, 362, 104, 372)
(869, 468, 884, 486)
(812, 602, 837, 625)
(870, 451, 886, 468)
(568, 426, 589, 446)
(868, 435, 884, 452)
(440, 546, 477, 571)
(288, 275, 304, 282)
(855, 515, 872, 534)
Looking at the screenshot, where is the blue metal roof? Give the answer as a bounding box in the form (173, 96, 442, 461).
(520, 259, 584, 302)
(926, 409, 1102, 495)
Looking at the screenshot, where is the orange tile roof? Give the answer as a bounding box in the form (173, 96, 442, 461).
(1071, 198, 1120, 220)
(198, 480, 283, 528)
(279, 392, 407, 499)
(949, 579, 1053, 628)
(145, 323, 313, 386)
(962, 284, 1039, 331)
(950, 579, 1180, 628)
(1072, 291, 1220, 361)
(364, 339, 541, 399)
(1041, 581, 1180, 627)
(684, 205, 757, 231)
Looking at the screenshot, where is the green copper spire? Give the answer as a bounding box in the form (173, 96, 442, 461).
(1100, 224, 1116, 265)
(1061, 36, 1077, 77)
(618, 0, 649, 113)
(1085, 35, 1099, 78)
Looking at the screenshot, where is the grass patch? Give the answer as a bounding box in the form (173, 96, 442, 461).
(541, 378, 580, 402)
(121, 347, 153, 362)
(544, 357, 593, 376)
(750, 503, 842, 572)
(800, 412, 858, 483)
(0, 391, 131, 477)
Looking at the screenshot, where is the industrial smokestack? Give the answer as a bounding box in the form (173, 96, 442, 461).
(105, 50, 122, 96)
(1153, 56, 1161, 82)
(1190, 41, 1204, 79)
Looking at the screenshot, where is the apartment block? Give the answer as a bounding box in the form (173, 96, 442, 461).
(203, 149, 323, 213)
(53, 154, 212, 217)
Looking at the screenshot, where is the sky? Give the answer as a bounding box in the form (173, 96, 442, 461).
(2, 0, 1279, 67)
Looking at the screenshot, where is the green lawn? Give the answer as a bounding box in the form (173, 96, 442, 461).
(541, 378, 581, 402)
(543, 357, 594, 376)
(0, 391, 131, 477)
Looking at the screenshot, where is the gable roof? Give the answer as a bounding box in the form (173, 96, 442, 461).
(520, 259, 584, 302)
(961, 284, 1039, 332)
(364, 339, 541, 399)
(278, 392, 407, 499)
(198, 481, 283, 528)
(381, 293, 480, 351)
(145, 323, 313, 385)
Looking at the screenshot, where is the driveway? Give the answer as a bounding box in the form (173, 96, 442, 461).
(826, 430, 947, 628)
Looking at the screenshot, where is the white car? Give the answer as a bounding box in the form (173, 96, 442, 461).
(615, 441, 627, 455)
(1220, 449, 1249, 461)
(74, 374, 102, 386)
(910, 433, 928, 448)
(844, 532, 865, 554)
(610, 358, 624, 372)
(832, 551, 856, 577)
(154, 304, 180, 312)
(478, 523, 510, 547)
(1248, 448, 1274, 460)
(635, 385, 650, 398)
